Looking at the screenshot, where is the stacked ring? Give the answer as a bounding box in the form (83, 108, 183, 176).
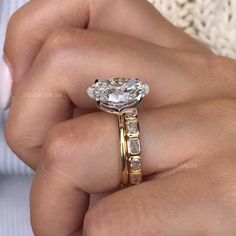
(87, 77, 149, 187)
(119, 108, 142, 186)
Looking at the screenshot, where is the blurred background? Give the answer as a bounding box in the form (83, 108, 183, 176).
(0, 2, 34, 236)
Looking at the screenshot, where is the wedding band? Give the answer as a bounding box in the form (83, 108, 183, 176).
(87, 77, 149, 187)
(118, 108, 142, 186)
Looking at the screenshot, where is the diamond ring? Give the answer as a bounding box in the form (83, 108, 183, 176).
(87, 77, 149, 187)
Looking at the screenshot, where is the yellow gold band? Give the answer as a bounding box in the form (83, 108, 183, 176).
(118, 112, 129, 187)
(118, 108, 142, 187)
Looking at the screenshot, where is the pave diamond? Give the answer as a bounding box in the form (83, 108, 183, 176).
(126, 121, 139, 136)
(129, 172, 142, 184)
(87, 78, 149, 111)
(128, 138, 141, 155)
(129, 158, 141, 172)
(125, 109, 138, 119)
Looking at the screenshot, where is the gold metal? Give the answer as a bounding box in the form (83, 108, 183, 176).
(118, 108, 143, 187)
(118, 113, 129, 187)
(88, 78, 148, 188)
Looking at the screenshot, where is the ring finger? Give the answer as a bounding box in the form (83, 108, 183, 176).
(6, 28, 236, 168)
(30, 98, 236, 235)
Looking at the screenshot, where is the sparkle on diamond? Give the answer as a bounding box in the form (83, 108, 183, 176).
(87, 78, 149, 110)
(129, 158, 141, 172)
(128, 138, 141, 155)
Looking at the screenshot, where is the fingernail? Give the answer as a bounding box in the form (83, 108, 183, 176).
(0, 57, 13, 110)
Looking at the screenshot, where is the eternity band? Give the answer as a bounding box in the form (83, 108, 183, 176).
(87, 77, 149, 187)
(118, 108, 142, 186)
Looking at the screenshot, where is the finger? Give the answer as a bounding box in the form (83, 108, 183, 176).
(30, 99, 236, 235)
(5, 28, 235, 168)
(83, 163, 233, 236)
(4, 0, 210, 84)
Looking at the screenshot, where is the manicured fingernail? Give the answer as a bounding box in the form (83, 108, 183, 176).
(0, 57, 13, 110)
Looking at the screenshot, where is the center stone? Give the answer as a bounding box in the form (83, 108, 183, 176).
(108, 91, 130, 103)
(87, 77, 149, 111)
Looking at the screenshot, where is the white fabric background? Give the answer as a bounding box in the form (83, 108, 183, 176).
(149, 0, 236, 59)
(0, 0, 236, 235)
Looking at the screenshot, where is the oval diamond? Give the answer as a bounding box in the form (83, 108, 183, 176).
(87, 78, 149, 111)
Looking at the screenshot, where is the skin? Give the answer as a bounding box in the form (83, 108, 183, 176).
(3, 0, 236, 235)
(4, 0, 209, 87)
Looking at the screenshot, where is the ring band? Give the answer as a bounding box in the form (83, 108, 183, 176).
(87, 78, 149, 187)
(119, 108, 142, 186)
(118, 112, 129, 186)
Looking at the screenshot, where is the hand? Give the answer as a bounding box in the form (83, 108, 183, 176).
(5, 26, 236, 168)
(4, 0, 217, 168)
(4, 0, 207, 89)
(30, 98, 236, 235)
(4, 0, 236, 235)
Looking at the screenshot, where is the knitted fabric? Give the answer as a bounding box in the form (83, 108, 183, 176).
(148, 0, 236, 59)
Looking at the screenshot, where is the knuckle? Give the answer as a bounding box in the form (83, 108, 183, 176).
(6, 8, 28, 36)
(5, 114, 37, 159)
(37, 27, 92, 68)
(41, 113, 106, 170)
(42, 123, 76, 169)
(42, 113, 118, 192)
(37, 27, 76, 67)
(43, 27, 75, 53)
(4, 5, 35, 55)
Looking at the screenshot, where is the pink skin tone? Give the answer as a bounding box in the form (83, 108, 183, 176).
(3, 0, 236, 235)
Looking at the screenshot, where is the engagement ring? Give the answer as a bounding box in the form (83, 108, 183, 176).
(87, 77, 149, 187)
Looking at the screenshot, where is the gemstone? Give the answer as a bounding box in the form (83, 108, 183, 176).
(87, 78, 149, 110)
(125, 109, 138, 119)
(108, 90, 129, 103)
(129, 172, 142, 184)
(126, 121, 139, 136)
(128, 138, 141, 155)
(129, 158, 141, 171)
